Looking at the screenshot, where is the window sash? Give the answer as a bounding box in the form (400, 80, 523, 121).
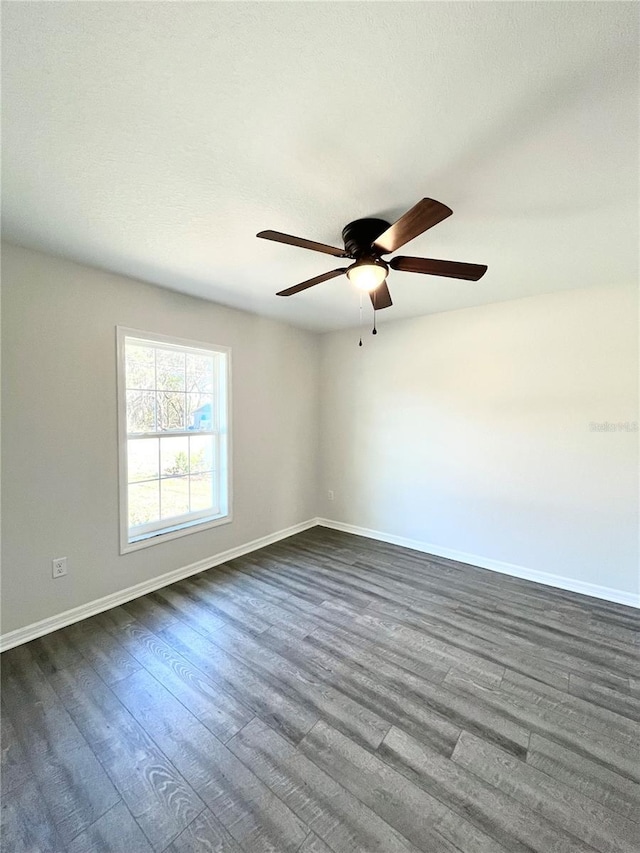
(130, 506, 223, 540)
(117, 327, 231, 553)
(126, 430, 216, 440)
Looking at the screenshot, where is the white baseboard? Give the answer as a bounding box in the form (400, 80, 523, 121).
(317, 518, 640, 609)
(0, 518, 319, 652)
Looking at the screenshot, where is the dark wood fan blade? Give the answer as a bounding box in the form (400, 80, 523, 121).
(369, 281, 393, 310)
(257, 230, 347, 258)
(276, 268, 348, 297)
(373, 199, 453, 254)
(390, 256, 487, 281)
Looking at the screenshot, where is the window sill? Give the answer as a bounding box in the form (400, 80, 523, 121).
(120, 511, 232, 554)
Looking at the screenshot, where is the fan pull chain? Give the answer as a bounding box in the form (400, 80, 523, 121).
(358, 293, 363, 347)
(372, 307, 377, 335)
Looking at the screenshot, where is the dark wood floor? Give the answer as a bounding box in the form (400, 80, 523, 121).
(2, 527, 639, 853)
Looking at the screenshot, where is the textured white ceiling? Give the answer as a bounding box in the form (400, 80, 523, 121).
(2, 2, 638, 331)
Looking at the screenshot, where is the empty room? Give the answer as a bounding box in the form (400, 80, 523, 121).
(1, 2, 638, 853)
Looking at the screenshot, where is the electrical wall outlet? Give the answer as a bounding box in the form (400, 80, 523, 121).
(52, 557, 67, 578)
(328, 490, 335, 501)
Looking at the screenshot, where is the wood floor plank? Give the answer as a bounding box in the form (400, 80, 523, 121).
(27, 628, 85, 674)
(526, 733, 640, 823)
(341, 539, 569, 614)
(456, 600, 639, 675)
(0, 642, 35, 677)
(122, 593, 180, 633)
(578, 602, 640, 632)
(379, 724, 605, 853)
(66, 801, 154, 853)
(338, 547, 555, 615)
(48, 661, 206, 851)
(307, 625, 529, 758)
(2, 657, 89, 763)
(261, 625, 461, 757)
(298, 832, 335, 853)
(290, 552, 629, 688)
(321, 532, 632, 636)
(304, 618, 451, 687)
(369, 598, 571, 690)
(272, 543, 459, 615)
(164, 808, 244, 853)
(0, 775, 65, 853)
(0, 706, 31, 796)
(217, 558, 321, 606)
(460, 597, 638, 660)
(288, 542, 540, 628)
(230, 554, 353, 607)
(92, 604, 136, 631)
(445, 669, 640, 782)
(111, 668, 309, 853)
(300, 719, 505, 853)
(66, 619, 143, 685)
(116, 618, 254, 742)
(23, 741, 120, 846)
(152, 586, 229, 638)
(201, 622, 392, 750)
(48, 660, 134, 743)
(568, 673, 640, 722)
(310, 599, 506, 688)
(193, 572, 320, 637)
(227, 716, 423, 853)
(211, 564, 327, 636)
(159, 619, 321, 744)
(452, 730, 640, 853)
(303, 531, 624, 633)
(501, 668, 639, 745)
(183, 576, 274, 635)
(573, 614, 638, 648)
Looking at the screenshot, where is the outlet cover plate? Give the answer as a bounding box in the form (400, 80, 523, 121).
(52, 557, 67, 578)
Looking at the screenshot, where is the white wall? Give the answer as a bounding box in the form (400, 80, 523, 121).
(1, 243, 320, 635)
(319, 287, 639, 602)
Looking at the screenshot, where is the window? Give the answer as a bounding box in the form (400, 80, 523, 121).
(117, 328, 231, 552)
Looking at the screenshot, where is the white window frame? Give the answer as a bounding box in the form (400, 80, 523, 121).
(117, 327, 232, 554)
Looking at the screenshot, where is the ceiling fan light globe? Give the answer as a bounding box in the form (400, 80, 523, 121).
(347, 260, 388, 292)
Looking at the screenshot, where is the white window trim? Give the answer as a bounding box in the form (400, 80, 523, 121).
(116, 326, 232, 554)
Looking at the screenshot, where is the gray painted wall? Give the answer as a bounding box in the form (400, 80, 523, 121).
(1, 243, 320, 634)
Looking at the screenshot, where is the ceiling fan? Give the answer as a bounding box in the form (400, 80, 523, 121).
(257, 197, 487, 310)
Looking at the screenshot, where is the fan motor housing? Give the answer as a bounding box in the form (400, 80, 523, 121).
(342, 218, 391, 258)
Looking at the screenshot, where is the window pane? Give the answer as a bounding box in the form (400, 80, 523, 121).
(156, 349, 185, 392)
(160, 436, 189, 477)
(161, 476, 189, 519)
(190, 472, 216, 512)
(129, 481, 160, 527)
(186, 353, 214, 393)
(187, 394, 214, 431)
(127, 391, 155, 433)
(189, 435, 214, 473)
(157, 392, 185, 431)
(126, 344, 155, 390)
(128, 438, 159, 483)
